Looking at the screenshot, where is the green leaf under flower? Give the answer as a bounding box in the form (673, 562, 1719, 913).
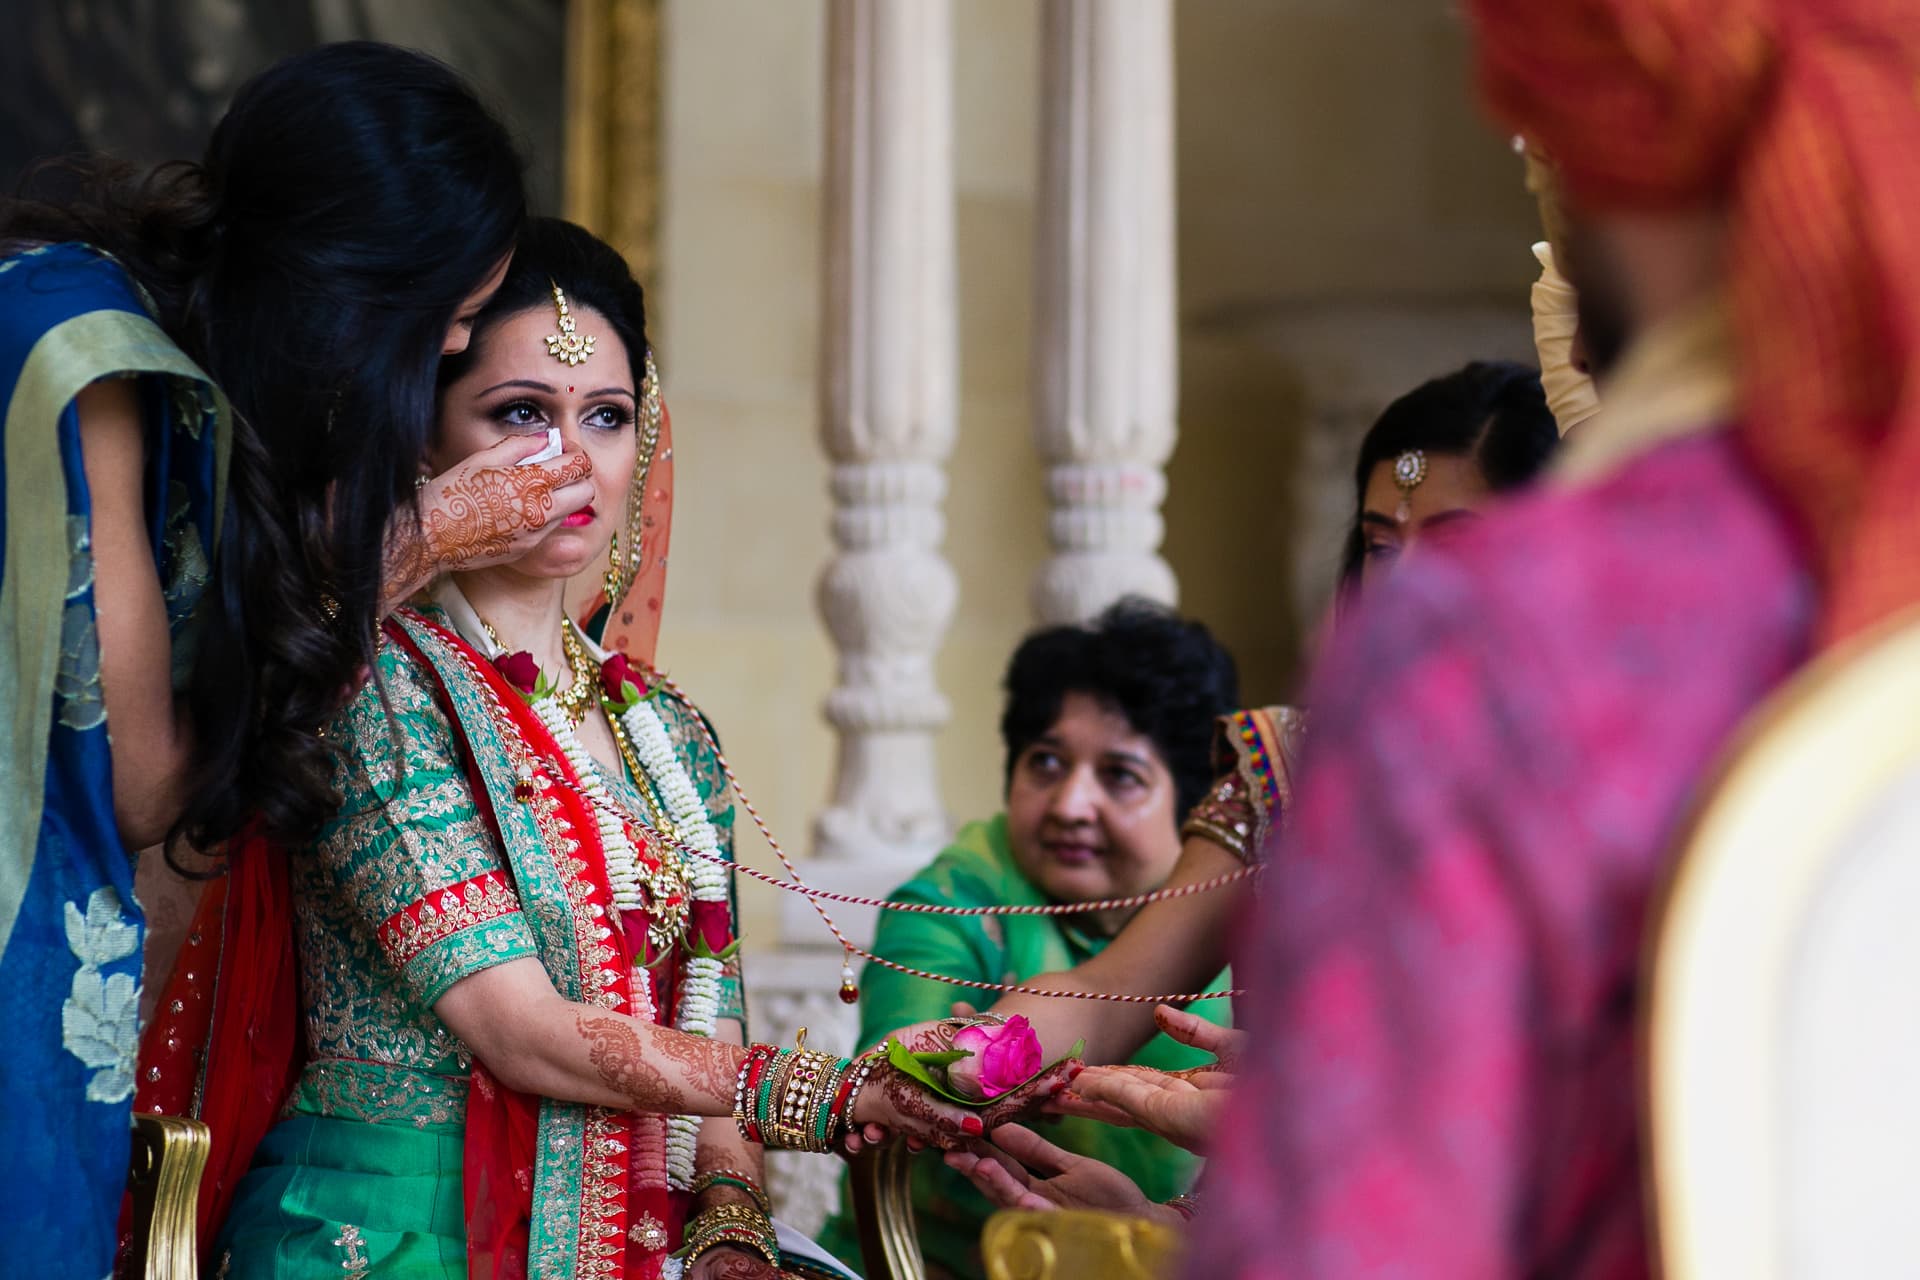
(603, 678, 645, 716)
(686, 932, 743, 963)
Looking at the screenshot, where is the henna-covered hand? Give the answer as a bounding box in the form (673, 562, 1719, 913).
(574, 1013, 745, 1115)
(844, 1016, 1081, 1154)
(978, 1057, 1081, 1132)
(689, 1247, 781, 1280)
(1153, 1004, 1244, 1072)
(853, 1062, 983, 1153)
(839, 1015, 990, 1155)
(381, 436, 595, 611)
(943, 1123, 1180, 1224)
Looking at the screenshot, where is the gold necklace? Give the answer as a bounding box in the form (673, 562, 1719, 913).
(557, 620, 599, 726)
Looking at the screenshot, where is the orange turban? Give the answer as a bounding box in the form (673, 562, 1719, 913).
(1469, 0, 1920, 646)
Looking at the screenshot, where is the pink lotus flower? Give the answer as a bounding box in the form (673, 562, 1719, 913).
(945, 1016, 1043, 1101)
(494, 650, 541, 695)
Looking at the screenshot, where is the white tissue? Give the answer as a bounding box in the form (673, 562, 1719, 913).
(519, 426, 562, 466)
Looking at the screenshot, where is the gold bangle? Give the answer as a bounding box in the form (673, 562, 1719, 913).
(690, 1167, 772, 1215)
(683, 1203, 779, 1267)
(1180, 815, 1253, 863)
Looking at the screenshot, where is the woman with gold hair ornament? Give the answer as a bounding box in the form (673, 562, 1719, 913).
(136, 218, 1073, 1280)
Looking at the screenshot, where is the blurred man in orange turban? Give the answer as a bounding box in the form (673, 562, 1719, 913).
(1187, 3, 1920, 1276)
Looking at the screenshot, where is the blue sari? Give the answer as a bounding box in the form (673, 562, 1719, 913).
(0, 243, 227, 1276)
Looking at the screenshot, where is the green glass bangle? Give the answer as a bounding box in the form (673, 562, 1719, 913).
(755, 1059, 778, 1137)
(697, 1174, 769, 1212)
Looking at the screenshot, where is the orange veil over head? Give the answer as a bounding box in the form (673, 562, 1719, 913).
(580, 352, 674, 665)
(1469, 0, 1920, 646)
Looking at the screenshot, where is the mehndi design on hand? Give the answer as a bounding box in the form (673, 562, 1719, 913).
(382, 448, 594, 610)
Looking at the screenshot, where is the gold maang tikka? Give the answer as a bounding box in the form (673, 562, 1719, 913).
(545, 281, 595, 366)
(1392, 449, 1428, 522)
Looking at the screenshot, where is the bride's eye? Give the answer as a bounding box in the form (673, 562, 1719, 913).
(584, 404, 635, 432)
(493, 400, 547, 429)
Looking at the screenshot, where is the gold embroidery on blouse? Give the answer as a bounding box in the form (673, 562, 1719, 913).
(333, 1224, 370, 1280)
(376, 871, 523, 969)
(287, 1059, 467, 1129)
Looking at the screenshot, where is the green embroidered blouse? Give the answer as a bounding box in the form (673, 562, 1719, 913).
(284, 628, 746, 1130)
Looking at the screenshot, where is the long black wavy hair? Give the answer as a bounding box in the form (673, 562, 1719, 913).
(1337, 360, 1560, 590)
(2, 42, 527, 847)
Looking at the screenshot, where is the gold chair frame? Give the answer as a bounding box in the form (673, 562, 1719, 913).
(849, 1140, 926, 1280)
(981, 1208, 1182, 1280)
(125, 1112, 211, 1280)
(1646, 608, 1920, 1279)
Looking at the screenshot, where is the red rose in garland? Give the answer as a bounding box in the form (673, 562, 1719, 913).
(493, 651, 546, 700)
(600, 651, 646, 713)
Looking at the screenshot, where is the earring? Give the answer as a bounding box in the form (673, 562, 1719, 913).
(604, 528, 623, 606)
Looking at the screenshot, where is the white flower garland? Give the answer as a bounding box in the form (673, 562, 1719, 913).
(614, 693, 731, 1187)
(435, 585, 730, 1191)
(527, 694, 649, 914)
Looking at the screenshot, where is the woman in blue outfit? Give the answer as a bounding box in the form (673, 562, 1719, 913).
(0, 43, 594, 1275)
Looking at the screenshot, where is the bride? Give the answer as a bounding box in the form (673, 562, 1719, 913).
(138, 218, 1064, 1279)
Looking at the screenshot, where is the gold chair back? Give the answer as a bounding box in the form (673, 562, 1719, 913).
(848, 1139, 926, 1280)
(125, 1112, 210, 1280)
(982, 1209, 1181, 1280)
(1647, 610, 1920, 1279)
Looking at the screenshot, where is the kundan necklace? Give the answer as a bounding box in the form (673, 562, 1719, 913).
(556, 619, 599, 725)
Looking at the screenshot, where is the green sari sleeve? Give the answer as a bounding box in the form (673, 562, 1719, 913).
(315, 640, 539, 1006)
(856, 840, 1014, 1050)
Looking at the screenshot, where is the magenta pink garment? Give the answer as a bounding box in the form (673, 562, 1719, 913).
(1191, 434, 1814, 1278)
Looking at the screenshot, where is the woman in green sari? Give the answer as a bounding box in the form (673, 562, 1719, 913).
(819, 603, 1243, 1280)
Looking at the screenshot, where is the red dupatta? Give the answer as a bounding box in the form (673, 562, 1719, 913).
(133, 827, 300, 1248)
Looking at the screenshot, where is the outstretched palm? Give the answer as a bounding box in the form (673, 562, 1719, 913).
(1047, 1004, 1238, 1152)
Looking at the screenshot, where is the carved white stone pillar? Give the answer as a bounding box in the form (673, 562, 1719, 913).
(753, 0, 958, 1234)
(1030, 0, 1179, 625)
(813, 0, 957, 871)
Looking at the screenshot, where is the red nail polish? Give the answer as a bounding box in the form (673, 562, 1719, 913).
(961, 1115, 985, 1136)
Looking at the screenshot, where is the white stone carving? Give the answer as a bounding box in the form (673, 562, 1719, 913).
(1030, 0, 1179, 625)
(815, 0, 958, 868)
(761, 3, 961, 1228)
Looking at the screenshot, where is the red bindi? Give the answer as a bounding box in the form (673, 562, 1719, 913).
(568, 385, 574, 394)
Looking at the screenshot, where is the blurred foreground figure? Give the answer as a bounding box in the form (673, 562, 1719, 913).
(1194, 2, 1920, 1276)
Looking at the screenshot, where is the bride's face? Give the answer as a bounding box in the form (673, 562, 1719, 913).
(432, 303, 639, 580)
